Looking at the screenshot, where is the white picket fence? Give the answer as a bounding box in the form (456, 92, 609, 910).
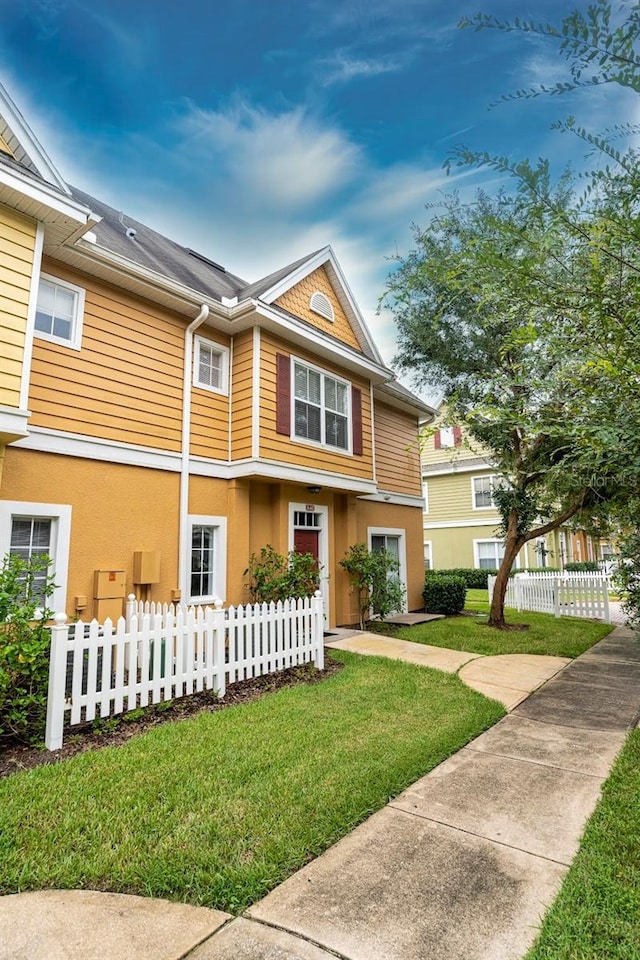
(45, 592, 324, 751)
(487, 574, 610, 622)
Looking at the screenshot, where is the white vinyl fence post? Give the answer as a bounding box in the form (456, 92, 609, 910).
(603, 580, 611, 624)
(45, 612, 69, 751)
(312, 589, 324, 670)
(553, 578, 561, 618)
(213, 599, 226, 698)
(125, 593, 137, 629)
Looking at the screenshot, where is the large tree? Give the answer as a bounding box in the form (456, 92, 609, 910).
(386, 0, 640, 627)
(385, 186, 629, 626)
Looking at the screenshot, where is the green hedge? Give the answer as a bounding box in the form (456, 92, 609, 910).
(427, 568, 497, 589)
(565, 561, 600, 572)
(423, 575, 467, 615)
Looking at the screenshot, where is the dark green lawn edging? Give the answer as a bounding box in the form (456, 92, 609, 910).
(397, 589, 613, 657)
(0, 651, 504, 913)
(526, 729, 640, 960)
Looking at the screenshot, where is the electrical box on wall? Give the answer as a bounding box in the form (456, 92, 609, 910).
(133, 551, 161, 584)
(94, 569, 126, 599)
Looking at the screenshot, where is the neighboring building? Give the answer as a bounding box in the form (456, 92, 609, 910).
(421, 409, 610, 571)
(0, 84, 434, 627)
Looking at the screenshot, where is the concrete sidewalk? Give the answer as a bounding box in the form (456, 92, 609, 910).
(1, 626, 638, 960)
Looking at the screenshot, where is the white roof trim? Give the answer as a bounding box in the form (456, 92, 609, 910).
(257, 245, 384, 365)
(0, 82, 70, 194)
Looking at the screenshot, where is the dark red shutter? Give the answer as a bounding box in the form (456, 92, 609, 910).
(453, 426, 462, 446)
(276, 353, 291, 435)
(434, 430, 442, 450)
(352, 386, 363, 455)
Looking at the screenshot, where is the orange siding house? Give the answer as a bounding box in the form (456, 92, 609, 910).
(0, 84, 434, 626)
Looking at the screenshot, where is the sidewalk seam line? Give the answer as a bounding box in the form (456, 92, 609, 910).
(240, 915, 353, 959)
(386, 803, 573, 867)
(176, 915, 237, 959)
(462, 745, 609, 780)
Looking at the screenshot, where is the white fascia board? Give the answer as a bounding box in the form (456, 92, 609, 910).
(258, 245, 383, 365)
(0, 82, 70, 193)
(422, 460, 496, 477)
(16, 427, 378, 494)
(0, 405, 30, 443)
(357, 491, 425, 508)
(72, 239, 234, 318)
(424, 518, 501, 529)
(0, 165, 92, 222)
(252, 302, 390, 382)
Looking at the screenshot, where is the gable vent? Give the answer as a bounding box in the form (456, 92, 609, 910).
(309, 290, 335, 322)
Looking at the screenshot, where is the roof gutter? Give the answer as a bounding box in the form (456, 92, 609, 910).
(178, 303, 209, 600)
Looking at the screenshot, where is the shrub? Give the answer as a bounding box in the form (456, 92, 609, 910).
(565, 561, 600, 572)
(0, 553, 56, 744)
(426, 568, 497, 589)
(244, 545, 320, 603)
(423, 574, 466, 615)
(340, 543, 406, 629)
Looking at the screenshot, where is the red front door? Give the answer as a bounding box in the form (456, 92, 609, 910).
(293, 528, 320, 562)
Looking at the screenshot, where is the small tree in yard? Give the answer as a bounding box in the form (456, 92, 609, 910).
(0, 553, 56, 743)
(244, 545, 320, 603)
(340, 543, 405, 630)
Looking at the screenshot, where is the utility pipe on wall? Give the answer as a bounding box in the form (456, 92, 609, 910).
(178, 304, 209, 598)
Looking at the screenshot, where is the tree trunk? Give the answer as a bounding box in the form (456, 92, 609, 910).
(488, 511, 524, 628)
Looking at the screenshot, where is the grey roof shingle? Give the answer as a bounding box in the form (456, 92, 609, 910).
(240, 249, 326, 300)
(69, 185, 249, 302)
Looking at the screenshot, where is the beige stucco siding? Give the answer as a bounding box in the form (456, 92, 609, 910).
(259, 333, 374, 481)
(357, 501, 425, 615)
(425, 470, 501, 524)
(0, 205, 37, 408)
(275, 266, 362, 352)
(28, 260, 185, 451)
(374, 401, 422, 496)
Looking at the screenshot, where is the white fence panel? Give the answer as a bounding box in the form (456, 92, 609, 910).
(45, 591, 324, 751)
(488, 574, 610, 623)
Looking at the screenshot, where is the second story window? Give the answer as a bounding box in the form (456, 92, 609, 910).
(34, 274, 85, 350)
(472, 475, 496, 509)
(293, 360, 350, 451)
(194, 337, 229, 394)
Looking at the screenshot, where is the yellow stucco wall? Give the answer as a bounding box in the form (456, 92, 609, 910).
(0, 205, 37, 408)
(357, 501, 425, 615)
(275, 266, 362, 352)
(2, 447, 181, 619)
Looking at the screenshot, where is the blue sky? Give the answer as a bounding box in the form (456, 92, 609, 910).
(1, 0, 636, 375)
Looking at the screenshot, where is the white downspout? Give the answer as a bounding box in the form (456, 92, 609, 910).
(178, 304, 209, 598)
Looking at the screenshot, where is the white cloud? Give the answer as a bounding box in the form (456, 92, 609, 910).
(174, 100, 361, 211)
(317, 50, 410, 86)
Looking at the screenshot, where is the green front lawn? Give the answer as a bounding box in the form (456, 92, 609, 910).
(396, 589, 613, 658)
(526, 729, 640, 959)
(0, 651, 503, 913)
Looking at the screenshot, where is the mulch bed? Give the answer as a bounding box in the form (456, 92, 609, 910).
(0, 653, 343, 779)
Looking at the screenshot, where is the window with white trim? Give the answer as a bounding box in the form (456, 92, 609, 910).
(424, 541, 432, 570)
(472, 475, 496, 509)
(0, 502, 71, 612)
(34, 274, 85, 350)
(293, 360, 350, 451)
(474, 538, 511, 570)
(439, 426, 455, 448)
(194, 337, 229, 394)
(187, 515, 227, 603)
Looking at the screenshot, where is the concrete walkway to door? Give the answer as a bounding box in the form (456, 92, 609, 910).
(325, 630, 571, 710)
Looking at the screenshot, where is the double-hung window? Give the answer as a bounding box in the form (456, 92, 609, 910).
(34, 274, 85, 350)
(187, 515, 227, 603)
(0, 502, 71, 611)
(472, 475, 496, 509)
(293, 360, 350, 451)
(194, 337, 229, 394)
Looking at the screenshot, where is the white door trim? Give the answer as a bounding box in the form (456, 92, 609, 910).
(288, 502, 329, 623)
